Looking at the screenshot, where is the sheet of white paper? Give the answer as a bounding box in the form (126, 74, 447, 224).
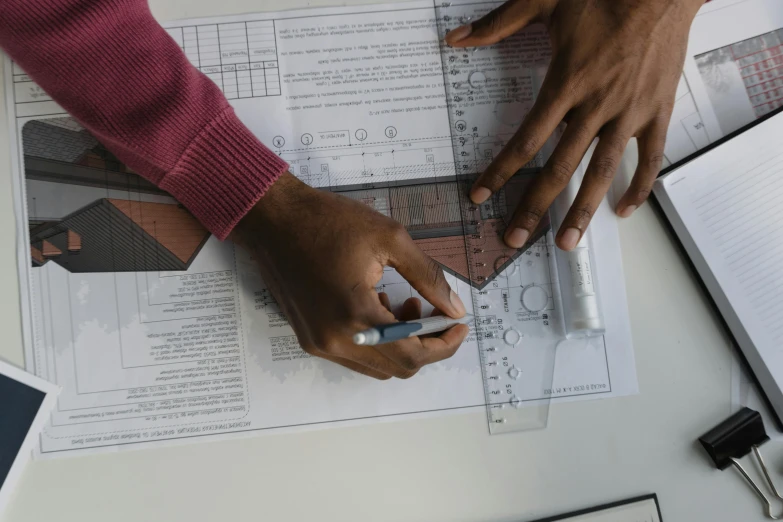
(4, 0, 637, 457)
(0, 361, 58, 516)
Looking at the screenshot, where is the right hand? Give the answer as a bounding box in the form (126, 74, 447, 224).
(230, 173, 470, 380)
(445, 0, 702, 251)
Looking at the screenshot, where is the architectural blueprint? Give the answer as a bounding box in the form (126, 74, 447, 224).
(4, 0, 640, 456)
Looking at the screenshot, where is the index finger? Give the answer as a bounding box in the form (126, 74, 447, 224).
(444, 0, 546, 48)
(387, 228, 466, 319)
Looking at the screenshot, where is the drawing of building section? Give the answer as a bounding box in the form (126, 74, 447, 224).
(29, 199, 210, 273)
(337, 175, 545, 289)
(23, 117, 210, 274)
(22, 118, 97, 162)
(696, 28, 783, 135)
(23, 119, 166, 196)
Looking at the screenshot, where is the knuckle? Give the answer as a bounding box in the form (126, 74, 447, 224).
(514, 207, 544, 228)
(483, 169, 511, 191)
(425, 257, 446, 290)
(445, 343, 461, 359)
(349, 300, 372, 320)
(397, 352, 423, 371)
(562, 74, 586, 101)
(358, 356, 387, 374)
(567, 122, 593, 144)
(632, 187, 651, 202)
(647, 151, 665, 171)
(477, 10, 504, 37)
(398, 367, 420, 380)
(300, 342, 319, 356)
(510, 137, 540, 162)
(470, 13, 490, 35)
(620, 96, 644, 114)
(592, 90, 613, 114)
(388, 222, 410, 244)
(570, 206, 593, 224)
(548, 160, 573, 185)
(603, 132, 627, 156)
(320, 338, 343, 356)
(591, 157, 618, 181)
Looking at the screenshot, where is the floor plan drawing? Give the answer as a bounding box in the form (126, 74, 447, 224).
(5, 0, 638, 456)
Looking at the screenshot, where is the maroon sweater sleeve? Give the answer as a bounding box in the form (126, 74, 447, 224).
(0, 0, 289, 240)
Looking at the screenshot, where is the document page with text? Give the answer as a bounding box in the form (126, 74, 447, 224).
(4, 0, 636, 456)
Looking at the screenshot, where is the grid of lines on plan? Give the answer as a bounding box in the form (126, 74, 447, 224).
(691, 142, 783, 342)
(167, 21, 281, 100)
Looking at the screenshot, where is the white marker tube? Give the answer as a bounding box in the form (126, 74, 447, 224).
(550, 164, 605, 338)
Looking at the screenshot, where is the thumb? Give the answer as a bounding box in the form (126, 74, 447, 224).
(444, 0, 550, 47)
(387, 234, 466, 319)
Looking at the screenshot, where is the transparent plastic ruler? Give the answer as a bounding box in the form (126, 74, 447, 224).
(434, 0, 560, 434)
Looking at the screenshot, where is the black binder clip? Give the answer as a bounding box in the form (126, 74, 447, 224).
(699, 407, 783, 519)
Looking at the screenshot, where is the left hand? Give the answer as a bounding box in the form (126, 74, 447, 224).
(445, 0, 704, 250)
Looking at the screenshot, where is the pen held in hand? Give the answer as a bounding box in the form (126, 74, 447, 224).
(353, 314, 475, 346)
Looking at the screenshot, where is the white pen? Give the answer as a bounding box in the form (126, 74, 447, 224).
(353, 314, 475, 346)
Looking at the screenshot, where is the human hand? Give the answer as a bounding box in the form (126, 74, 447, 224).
(231, 173, 470, 380)
(445, 0, 704, 250)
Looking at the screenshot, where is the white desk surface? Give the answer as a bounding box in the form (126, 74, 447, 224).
(0, 1, 780, 521)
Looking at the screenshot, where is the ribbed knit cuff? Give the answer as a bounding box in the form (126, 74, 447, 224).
(159, 109, 289, 240)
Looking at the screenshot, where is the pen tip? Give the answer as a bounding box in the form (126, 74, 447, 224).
(353, 333, 366, 345)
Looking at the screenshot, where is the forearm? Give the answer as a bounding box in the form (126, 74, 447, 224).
(0, 0, 288, 239)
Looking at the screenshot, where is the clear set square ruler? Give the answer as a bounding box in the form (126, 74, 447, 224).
(431, 1, 560, 433)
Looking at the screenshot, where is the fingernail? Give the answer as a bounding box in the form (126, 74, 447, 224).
(471, 187, 491, 204)
(450, 290, 467, 317)
(445, 23, 472, 43)
(560, 228, 581, 251)
(506, 228, 530, 248)
(618, 205, 637, 218)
